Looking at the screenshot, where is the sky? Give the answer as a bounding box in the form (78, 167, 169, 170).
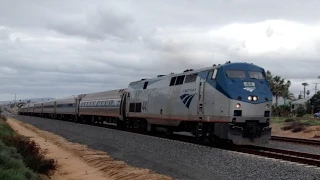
(1, 0, 320, 101)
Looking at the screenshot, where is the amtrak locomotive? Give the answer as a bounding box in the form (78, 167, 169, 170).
(19, 62, 273, 145)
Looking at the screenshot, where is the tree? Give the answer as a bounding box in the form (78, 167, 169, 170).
(282, 89, 295, 105)
(302, 82, 309, 98)
(269, 75, 290, 106)
(266, 70, 293, 117)
(296, 105, 307, 117)
(306, 91, 320, 113)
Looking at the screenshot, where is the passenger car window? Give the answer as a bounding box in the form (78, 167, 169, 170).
(226, 70, 246, 78)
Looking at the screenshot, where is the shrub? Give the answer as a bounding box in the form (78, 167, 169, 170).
(2, 135, 57, 175)
(0, 140, 38, 180)
(0, 119, 57, 176)
(296, 106, 306, 117)
(284, 118, 295, 122)
(281, 121, 306, 133)
(0, 120, 13, 137)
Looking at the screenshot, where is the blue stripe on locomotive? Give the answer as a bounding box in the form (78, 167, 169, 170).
(203, 63, 272, 104)
(180, 93, 196, 108)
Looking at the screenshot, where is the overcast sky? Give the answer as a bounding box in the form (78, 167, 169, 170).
(0, 0, 320, 101)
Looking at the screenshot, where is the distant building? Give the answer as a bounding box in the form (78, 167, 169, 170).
(290, 98, 310, 111)
(272, 97, 290, 106)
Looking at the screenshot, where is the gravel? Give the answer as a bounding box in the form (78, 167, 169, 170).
(10, 115, 320, 180)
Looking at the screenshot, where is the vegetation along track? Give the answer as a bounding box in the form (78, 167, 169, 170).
(271, 136, 320, 146)
(231, 145, 320, 167)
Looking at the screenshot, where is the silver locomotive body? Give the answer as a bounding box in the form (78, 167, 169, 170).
(125, 62, 272, 145)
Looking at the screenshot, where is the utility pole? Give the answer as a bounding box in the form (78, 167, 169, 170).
(299, 91, 304, 99)
(314, 83, 320, 95)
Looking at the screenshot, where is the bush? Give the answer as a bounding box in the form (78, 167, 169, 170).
(2, 135, 57, 175)
(0, 120, 13, 137)
(0, 140, 38, 180)
(281, 121, 306, 133)
(296, 106, 306, 117)
(0, 119, 57, 176)
(284, 118, 294, 122)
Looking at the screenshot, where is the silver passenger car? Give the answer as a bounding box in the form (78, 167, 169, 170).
(55, 96, 78, 120)
(78, 89, 126, 124)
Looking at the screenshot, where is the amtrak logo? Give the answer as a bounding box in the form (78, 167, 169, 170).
(243, 87, 255, 92)
(180, 93, 196, 108)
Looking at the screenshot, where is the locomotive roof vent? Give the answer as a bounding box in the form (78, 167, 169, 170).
(183, 69, 194, 72)
(226, 61, 231, 64)
(213, 64, 216, 66)
(157, 75, 165, 77)
(140, 78, 147, 81)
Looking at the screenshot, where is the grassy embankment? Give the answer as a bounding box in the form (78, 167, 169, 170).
(0, 115, 56, 180)
(271, 114, 320, 137)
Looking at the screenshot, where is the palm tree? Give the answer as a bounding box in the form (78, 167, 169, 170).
(282, 90, 295, 105)
(302, 82, 309, 98)
(266, 71, 291, 106)
(266, 70, 272, 81)
(266, 70, 275, 98)
(272, 76, 286, 106)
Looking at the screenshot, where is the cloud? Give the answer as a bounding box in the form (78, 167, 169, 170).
(47, 8, 139, 41)
(0, 0, 320, 101)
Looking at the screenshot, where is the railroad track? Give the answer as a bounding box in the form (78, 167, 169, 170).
(271, 136, 320, 146)
(11, 113, 320, 168)
(230, 145, 320, 167)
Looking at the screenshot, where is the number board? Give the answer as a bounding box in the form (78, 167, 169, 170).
(243, 82, 255, 87)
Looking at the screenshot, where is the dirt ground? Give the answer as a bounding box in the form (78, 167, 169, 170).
(6, 118, 174, 180)
(271, 123, 320, 140)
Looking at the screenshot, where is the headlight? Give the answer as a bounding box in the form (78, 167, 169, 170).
(266, 104, 269, 109)
(236, 103, 241, 108)
(253, 96, 258, 101)
(248, 96, 252, 101)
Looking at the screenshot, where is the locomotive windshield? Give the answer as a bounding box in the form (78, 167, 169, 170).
(248, 71, 265, 79)
(225, 70, 246, 78)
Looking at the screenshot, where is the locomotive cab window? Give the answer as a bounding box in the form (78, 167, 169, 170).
(169, 77, 176, 86)
(248, 71, 265, 79)
(226, 70, 246, 79)
(175, 75, 185, 85)
(185, 73, 198, 83)
(211, 69, 217, 79)
(207, 69, 218, 80)
(143, 81, 148, 89)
